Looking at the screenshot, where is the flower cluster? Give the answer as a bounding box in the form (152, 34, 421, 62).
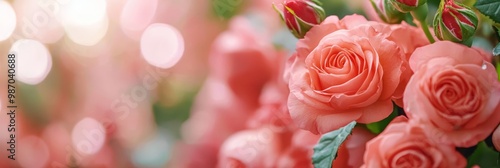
(174, 16, 376, 168)
(175, 0, 500, 167)
(286, 14, 427, 134)
(362, 41, 500, 167)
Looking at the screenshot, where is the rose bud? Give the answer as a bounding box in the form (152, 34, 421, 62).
(389, 0, 427, 13)
(274, 0, 326, 38)
(370, 0, 406, 24)
(433, 0, 478, 42)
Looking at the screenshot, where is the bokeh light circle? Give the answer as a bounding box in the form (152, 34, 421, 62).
(60, 0, 107, 26)
(10, 39, 52, 85)
(60, 0, 108, 46)
(0, 0, 16, 41)
(18, 136, 50, 168)
(64, 15, 109, 46)
(71, 117, 106, 155)
(12, 0, 65, 44)
(140, 23, 184, 69)
(120, 0, 158, 40)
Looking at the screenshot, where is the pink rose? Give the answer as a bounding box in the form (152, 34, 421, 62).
(179, 15, 289, 167)
(181, 78, 253, 150)
(287, 15, 405, 134)
(276, 130, 321, 168)
(218, 128, 283, 168)
(181, 14, 287, 154)
(210, 16, 282, 107)
(362, 116, 466, 168)
(404, 41, 500, 147)
(247, 81, 295, 133)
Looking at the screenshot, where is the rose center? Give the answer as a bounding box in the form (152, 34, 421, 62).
(423, 68, 485, 128)
(330, 51, 348, 68)
(308, 45, 367, 91)
(427, 70, 482, 116)
(391, 149, 430, 168)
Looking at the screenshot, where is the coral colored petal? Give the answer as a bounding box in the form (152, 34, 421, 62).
(356, 100, 394, 123)
(288, 93, 362, 134)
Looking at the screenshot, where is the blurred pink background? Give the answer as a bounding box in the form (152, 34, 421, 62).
(0, 0, 366, 167)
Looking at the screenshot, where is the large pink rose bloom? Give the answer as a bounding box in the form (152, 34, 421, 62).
(287, 15, 406, 134)
(362, 116, 466, 168)
(404, 41, 500, 147)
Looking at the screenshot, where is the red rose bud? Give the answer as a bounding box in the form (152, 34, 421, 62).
(370, 0, 406, 24)
(433, 0, 478, 42)
(274, 0, 325, 38)
(389, 0, 426, 13)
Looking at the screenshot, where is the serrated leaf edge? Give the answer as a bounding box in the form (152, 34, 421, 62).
(311, 121, 357, 168)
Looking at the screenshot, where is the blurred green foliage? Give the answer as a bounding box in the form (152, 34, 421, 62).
(467, 142, 500, 167)
(211, 0, 245, 20)
(152, 91, 196, 137)
(319, 0, 360, 18)
(17, 53, 65, 128)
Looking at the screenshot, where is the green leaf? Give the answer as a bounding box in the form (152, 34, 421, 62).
(493, 43, 500, 56)
(467, 142, 500, 167)
(366, 105, 398, 134)
(312, 121, 356, 168)
(474, 0, 500, 23)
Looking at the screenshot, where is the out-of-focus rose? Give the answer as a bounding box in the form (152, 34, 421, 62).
(210, 16, 281, 108)
(218, 128, 283, 168)
(287, 15, 406, 134)
(182, 15, 285, 147)
(247, 79, 293, 131)
(181, 78, 253, 148)
(404, 41, 500, 147)
(362, 116, 466, 168)
(180, 14, 288, 167)
(276, 130, 320, 168)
